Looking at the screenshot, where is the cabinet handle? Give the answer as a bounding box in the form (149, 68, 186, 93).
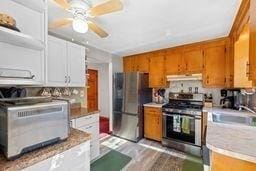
(68, 76, 71, 83)
(65, 76, 67, 83)
(206, 75, 209, 84)
(86, 126, 93, 129)
(246, 62, 250, 77)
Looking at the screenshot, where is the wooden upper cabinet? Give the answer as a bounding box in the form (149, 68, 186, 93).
(123, 56, 135, 72)
(149, 51, 166, 88)
(135, 53, 150, 73)
(165, 46, 203, 75)
(203, 44, 227, 87)
(234, 24, 253, 88)
(183, 47, 204, 74)
(165, 48, 183, 75)
(249, 0, 256, 84)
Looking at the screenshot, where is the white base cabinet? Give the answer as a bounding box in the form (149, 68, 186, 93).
(47, 36, 85, 87)
(71, 113, 100, 161)
(23, 141, 90, 171)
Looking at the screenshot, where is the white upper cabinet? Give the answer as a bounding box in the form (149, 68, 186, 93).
(47, 36, 68, 87)
(0, 0, 47, 85)
(47, 36, 86, 87)
(67, 42, 86, 87)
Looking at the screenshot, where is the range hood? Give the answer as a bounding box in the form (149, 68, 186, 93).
(167, 74, 202, 81)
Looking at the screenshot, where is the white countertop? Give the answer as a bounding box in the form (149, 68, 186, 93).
(205, 107, 256, 163)
(143, 102, 165, 108)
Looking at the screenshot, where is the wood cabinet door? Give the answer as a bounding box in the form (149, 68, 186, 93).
(144, 112, 155, 140)
(183, 47, 203, 74)
(149, 51, 166, 87)
(165, 49, 183, 75)
(144, 107, 162, 141)
(123, 56, 135, 72)
(135, 54, 149, 72)
(203, 45, 227, 87)
(249, 0, 256, 85)
(212, 152, 256, 171)
(234, 24, 253, 88)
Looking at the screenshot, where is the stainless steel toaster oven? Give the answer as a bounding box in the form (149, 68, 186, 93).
(0, 97, 69, 159)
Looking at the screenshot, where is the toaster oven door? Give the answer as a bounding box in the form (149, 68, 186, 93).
(6, 101, 69, 159)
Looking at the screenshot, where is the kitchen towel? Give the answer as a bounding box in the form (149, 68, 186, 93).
(182, 116, 190, 134)
(173, 115, 181, 133)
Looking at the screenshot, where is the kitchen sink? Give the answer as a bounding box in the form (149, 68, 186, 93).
(212, 113, 256, 127)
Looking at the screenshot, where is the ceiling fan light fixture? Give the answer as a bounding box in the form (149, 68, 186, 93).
(72, 18, 88, 33)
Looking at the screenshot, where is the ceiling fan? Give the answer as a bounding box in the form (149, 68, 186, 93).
(49, 0, 123, 38)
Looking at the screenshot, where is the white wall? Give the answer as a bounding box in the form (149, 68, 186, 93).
(112, 56, 123, 73)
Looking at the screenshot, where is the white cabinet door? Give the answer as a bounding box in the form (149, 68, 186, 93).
(47, 36, 68, 87)
(67, 42, 85, 87)
(23, 141, 90, 171)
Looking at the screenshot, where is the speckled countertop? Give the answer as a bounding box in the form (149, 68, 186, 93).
(143, 102, 166, 108)
(0, 128, 91, 171)
(70, 106, 99, 120)
(205, 107, 256, 163)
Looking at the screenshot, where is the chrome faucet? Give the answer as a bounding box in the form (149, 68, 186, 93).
(239, 105, 256, 115)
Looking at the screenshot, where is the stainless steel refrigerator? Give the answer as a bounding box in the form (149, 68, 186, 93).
(113, 72, 152, 142)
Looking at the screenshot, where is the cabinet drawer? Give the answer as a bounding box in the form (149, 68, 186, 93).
(76, 113, 99, 128)
(144, 107, 161, 115)
(90, 140, 100, 161)
(77, 122, 99, 141)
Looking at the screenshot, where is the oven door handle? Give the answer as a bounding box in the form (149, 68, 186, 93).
(163, 113, 199, 119)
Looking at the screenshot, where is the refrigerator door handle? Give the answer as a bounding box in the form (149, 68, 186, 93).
(122, 73, 126, 113)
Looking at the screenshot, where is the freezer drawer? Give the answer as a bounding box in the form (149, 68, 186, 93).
(112, 112, 139, 142)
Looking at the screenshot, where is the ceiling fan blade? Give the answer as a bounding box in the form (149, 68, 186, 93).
(53, 0, 71, 10)
(87, 21, 108, 38)
(89, 0, 123, 17)
(49, 18, 73, 29)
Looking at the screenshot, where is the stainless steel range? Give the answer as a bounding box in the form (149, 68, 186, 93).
(162, 93, 204, 156)
(0, 97, 69, 159)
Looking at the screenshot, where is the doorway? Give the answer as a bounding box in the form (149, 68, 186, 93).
(87, 68, 110, 135)
(87, 69, 98, 111)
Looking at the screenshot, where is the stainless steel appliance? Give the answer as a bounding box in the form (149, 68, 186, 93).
(113, 72, 152, 142)
(0, 97, 69, 159)
(162, 93, 204, 156)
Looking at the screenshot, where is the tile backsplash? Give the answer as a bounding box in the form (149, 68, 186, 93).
(25, 87, 86, 106)
(165, 80, 222, 106)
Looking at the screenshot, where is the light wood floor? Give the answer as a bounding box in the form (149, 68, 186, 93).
(98, 135, 202, 171)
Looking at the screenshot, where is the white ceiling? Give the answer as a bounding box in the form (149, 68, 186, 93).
(48, 0, 242, 57)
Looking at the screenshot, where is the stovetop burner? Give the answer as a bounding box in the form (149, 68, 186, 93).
(163, 92, 204, 111)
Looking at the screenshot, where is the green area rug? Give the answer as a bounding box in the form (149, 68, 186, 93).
(91, 150, 132, 171)
(182, 155, 203, 171)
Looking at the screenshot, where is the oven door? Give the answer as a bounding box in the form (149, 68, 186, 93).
(163, 112, 201, 146)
